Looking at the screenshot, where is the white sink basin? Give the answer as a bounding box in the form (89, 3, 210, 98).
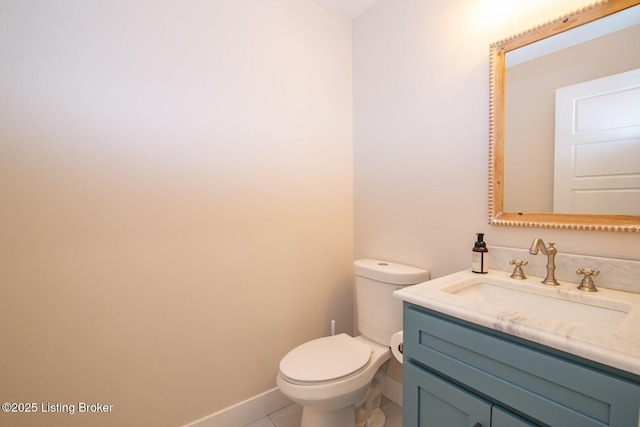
(450, 281, 629, 332)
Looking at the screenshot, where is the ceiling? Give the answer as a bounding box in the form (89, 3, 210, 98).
(310, 0, 381, 20)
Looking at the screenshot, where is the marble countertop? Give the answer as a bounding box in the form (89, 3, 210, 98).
(394, 269, 640, 376)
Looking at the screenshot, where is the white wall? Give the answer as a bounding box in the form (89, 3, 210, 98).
(353, 0, 640, 281)
(0, 1, 353, 426)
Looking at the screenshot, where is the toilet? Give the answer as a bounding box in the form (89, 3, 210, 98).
(277, 259, 429, 427)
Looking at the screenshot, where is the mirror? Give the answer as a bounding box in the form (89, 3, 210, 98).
(489, 0, 640, 232)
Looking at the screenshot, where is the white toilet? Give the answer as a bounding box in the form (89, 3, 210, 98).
(277, 259, 429, 427)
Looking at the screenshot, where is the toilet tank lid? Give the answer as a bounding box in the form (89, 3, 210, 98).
(353, 259, 429, 285)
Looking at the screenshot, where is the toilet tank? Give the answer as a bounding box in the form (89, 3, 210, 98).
(354, 259, 429, 346)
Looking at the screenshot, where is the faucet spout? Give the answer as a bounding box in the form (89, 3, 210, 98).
(529, 238, 560, 286)
(529, 238, 547, 255)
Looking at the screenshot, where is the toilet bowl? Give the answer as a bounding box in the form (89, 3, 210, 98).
(276, 259, 430, 427)
(277, 334, 391, 427)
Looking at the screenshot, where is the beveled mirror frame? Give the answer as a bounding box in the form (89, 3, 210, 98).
(488, 0, 640, 232)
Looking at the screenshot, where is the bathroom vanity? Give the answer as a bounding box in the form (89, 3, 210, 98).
(403, 304, 640, 426)
(395, 267, 640, 427)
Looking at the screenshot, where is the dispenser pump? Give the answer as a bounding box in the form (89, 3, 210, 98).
(474, 233, 486, 250)
(472, 233, 488, 274)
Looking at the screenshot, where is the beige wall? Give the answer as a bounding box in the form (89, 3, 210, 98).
(4, 0, 639, 425)
(0, 1, 353, 426)
(353, 0, 640, 278)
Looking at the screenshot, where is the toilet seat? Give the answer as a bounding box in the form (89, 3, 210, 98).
(280, 333, 372, 383)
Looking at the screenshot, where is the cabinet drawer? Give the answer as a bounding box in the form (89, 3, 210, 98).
(404, 305, 640, 427)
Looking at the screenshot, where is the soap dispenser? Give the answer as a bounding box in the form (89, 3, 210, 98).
(472, 233, 488, 274)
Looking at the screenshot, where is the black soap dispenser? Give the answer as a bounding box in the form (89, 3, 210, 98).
(472, 233, 488, 274)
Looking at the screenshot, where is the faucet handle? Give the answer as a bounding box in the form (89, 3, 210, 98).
(577, 268, 599, 292)
(509, 259, 528, 279)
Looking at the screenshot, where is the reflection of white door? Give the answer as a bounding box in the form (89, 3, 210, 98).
(554, 68, 640, 215)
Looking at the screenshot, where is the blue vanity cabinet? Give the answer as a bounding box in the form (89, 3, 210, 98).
(403, 303, 640, 427)
(404, 361, 491, 426)
(404, 362, 535, 426)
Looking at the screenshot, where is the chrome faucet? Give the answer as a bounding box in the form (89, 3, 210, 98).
(529, 238, 560, 286)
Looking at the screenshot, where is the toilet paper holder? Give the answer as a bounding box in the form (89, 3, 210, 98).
(391, 331, 404, 364)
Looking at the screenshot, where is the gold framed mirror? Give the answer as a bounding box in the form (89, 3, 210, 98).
(488, 0, 640, 232)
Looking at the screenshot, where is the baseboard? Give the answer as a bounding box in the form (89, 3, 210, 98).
(383, 375, 403, 407)
(183, 387, 292, 427)
(184, 375, 401, 427)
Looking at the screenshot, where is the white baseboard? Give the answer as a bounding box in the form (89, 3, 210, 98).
(184, 375, 401, 427)
(383, 375, 403, 407)
(183, 387, 292, 427)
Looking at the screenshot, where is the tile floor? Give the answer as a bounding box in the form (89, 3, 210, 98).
(243, 400, 402, 427)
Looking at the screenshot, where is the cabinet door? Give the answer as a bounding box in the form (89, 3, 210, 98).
(404, 362, 491, 427)
(492, 406, 538, 427)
